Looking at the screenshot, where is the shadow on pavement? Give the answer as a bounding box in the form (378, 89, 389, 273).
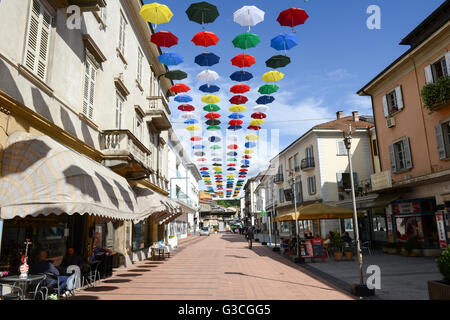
(84, 286, 119, 292)
(225, 255, 248, 259)
(128, 269, 152, 272)
(70, 295, 99, 300)
(102, 279, 132, 284)
(116, 273, 143, 277)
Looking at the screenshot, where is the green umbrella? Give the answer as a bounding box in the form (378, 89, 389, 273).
(266, 55, 291, 69)
(258, 84, 279, 95)
(203, 104, 221, 112)
(210, 145, 222, 150)
(232, 32, 261, 50)
(206, 119, 221, 126)
(207, 125, 221, 131)
(164, 70, 187, 80)
(186, 2, 219, 25)
(227, 158, 237, 162)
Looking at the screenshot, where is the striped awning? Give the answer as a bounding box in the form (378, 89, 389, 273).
(0, 132, 140, 220)
(134, 186, 181, 222)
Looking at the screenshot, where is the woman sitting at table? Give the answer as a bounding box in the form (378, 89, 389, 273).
(342, 232, 353, 247)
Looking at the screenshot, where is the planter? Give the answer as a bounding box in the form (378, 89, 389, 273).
(344, 251, 353, 261)
(428, 280, 450, 300)
(334, 252, 343, 261)
(428, 100, 450, 113)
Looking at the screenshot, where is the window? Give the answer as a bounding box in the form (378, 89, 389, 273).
(426, 56, 449, 84)
(24, 0, 53, 81)
(372, 139, 378, 157)
(389, 138, 413, 173)
(137, 49, 143, 85)
(337, 140, 348, 156)
(305, 145, 314, 159)
(294, 154, 299, 170)
(295, 181, 302, 203)
(435, 122, 450, 160)
(118, 11, 126, 56)
(279, 188, 284, 203)
(288, 157, 294, 171)
(307, 176, 316, 195)
(150, 71, 160, 97)
(115, 95, 123, 129)
(382, 86, 404, 117)
(134, 113, 143, 141)
(337, 172, 358, 192)
(82, 58, 97, 119)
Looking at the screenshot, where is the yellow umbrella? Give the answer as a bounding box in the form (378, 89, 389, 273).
(246, 134, 259, 141)
(186, 125, 200, 131)
(201, 94, 220, 104)
(244, 149, 254, 154)
(262, 70, 284, 82)
(213, 166, 222, 171)
(229, 105, 246, 112)
(227, 175, 235, 178)
(250, 119, 264, 126)
(139, 3, 173, 26)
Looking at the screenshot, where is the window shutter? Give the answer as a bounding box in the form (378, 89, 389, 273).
(337, 141, 346, 155)
(395, 86, 404, 110)
(445, 52, 450, 76)
(435, 125, 447, 160)
(352, 172, 358, 188)
(424, 65, 433, 84)
(88, 63, 96, 119)
(82, 62, 90, 116)
(336, 173, 343, 188)
(389, 144, 397, 173)
(37, 9, 52, 80)
(382, 95, 389, 117)
(82, 59, 96, 119)
(402, 137, 413, 169)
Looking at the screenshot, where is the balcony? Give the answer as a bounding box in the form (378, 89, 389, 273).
(146, 97, 171, 131)
(48, 0, 106, 11)
(338, 178, 372, 201)
(273, 174, 284, 184)
(100, 130, 153, 180)
(301, 157, 315, 171)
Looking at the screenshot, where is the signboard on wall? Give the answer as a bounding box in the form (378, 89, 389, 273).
(436, 211, 448, 249)
(371, 171, 392, 191)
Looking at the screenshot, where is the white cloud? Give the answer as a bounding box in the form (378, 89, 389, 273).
(343, 93, 373, 115)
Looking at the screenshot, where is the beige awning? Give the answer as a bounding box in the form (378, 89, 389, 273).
(0, 132, 140, 220)
(134, 186, 179, 222)
(273, 202, 363, 222)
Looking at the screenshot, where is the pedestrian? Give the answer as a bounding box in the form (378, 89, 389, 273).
(247, 227, 254, 249)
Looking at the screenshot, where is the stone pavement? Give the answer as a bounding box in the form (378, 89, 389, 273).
(71, 233, 353, 300)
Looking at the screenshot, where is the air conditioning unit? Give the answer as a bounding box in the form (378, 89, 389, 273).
(386, 117, 396, 128)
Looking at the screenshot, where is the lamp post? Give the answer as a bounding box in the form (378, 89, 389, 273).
(288, 170, 300, 258)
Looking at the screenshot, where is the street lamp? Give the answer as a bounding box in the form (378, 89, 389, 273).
(287, 169, 300, 259)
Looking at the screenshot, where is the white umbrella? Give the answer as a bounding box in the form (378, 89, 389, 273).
(181, 112, 198, 119)
(253, 105, 269, 113)
(197, 69, 219, 82)
(233, 6, 265, 30)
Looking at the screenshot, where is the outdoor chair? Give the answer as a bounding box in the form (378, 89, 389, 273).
(360, 241, 372, 256)
(82, 263, 101, 288)
(26, 275, 48, 300)
(0, 283, 23, 300)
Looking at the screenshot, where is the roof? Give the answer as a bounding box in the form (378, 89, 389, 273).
(313, 116, 374, 130)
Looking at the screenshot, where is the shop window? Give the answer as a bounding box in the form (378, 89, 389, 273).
(280, 222, 290, 233)
(395, 216, 424, 243)
(132, 221, 149, 251)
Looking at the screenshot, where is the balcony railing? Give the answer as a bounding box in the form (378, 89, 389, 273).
(338, 178, 373, 200)
(273, 173, 284, 184)
(146, 98, 171, 131)
(301, 157, 315, 170)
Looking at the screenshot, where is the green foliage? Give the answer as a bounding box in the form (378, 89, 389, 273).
(215, 199, 240, 208)
(331, 231, 344, 251)
(404, 237, 422, 252)
(437, 247, 450, 282)
(421, 76, 450, 112)
(343, 247, 354, 253)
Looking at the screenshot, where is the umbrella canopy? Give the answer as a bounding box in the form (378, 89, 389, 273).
(174, 94, 193, 103)
(228, 126, 242, 131)
(273, 203, 361, 222)
(151, 31, 178, 48)
(233, 5, 265, 28)
(200, 167, 209, 171)
(229, 113, 244, 119)
(231, 54, 256, 68)
(140, 3, 173, 26)
(271, 33, 299, 51)
(242, 160, 251, 165)
(207, 125, 221, 131)
(230, 84, 250, 94)
(232, 32, 261, 50)
(178, 104, 195, 112)
(213, 166, 222, 171)
(192, 31, 220, 47)
(195, 52, 220, 67)
(230, 71, 253, 82)
(246, 134, 259, 141)
(205, 112, 221, 119)
(244, 149, 254, 155)
(208, 136, 221, 142)
(241, 165, 250, 169)
(262, 71, 284, 82)
(256, 96, 275, 105)
(181, 112, 197, 119)
(227, 152, 238, 156)
(227, 158, 238, 162)
(253, 105, 269, 113)
(227, 168, 236, 171)
(197, 69, 219, 82)
(212, 158, 222, 162)
(199, 84, 220, 93)
(184, 119, 198, 125)
(229, 105, 246, 112)
(250, 119, 264, 126)
(197, 158, 207, 162)
(186, 125, 201, 131)
(164, 70, 187, 80)
(258, 84, 279, 95)
(227, 144, 239, 150)
(202, 94, 220, 104)
(248, 125, 261, 131)
(251, 112, 267, 119)
(227, 163, 236, 166)
(158, 52, 183, 66)
(194, 152, 206, 157)
(228, 119, 243, 126)
(203, 104, 220, 112)
(229, 95, 248, 105)
(171, 83, 190, 93)
(277, 8, 309, 28)
(206, 119, 221, 126)
(245, 142, 256, 148)
(186, 1, 219, 25)
(266, 55, 291, 69)
(191, 136, 202, 141)
(243, 155, 252, 159)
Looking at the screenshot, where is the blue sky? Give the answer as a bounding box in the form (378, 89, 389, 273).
(143, 0, 445, 197)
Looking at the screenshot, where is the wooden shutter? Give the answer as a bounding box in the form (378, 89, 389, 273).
(389, 144, 397, 173)
(395, 86, 404, 110)
(82, 59, 96, 119)
(382, 95, 389, 117)
(445, 52, 450, 76)
(435, 125, 447, 160)
(118, 13, 125, 54)
(402, 137, 413, 169)
(137, 49, 143, 84)
(425, 65, 433, 84)
(337, 141, 346, 155)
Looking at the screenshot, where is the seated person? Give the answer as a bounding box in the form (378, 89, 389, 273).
(60, 247, 89, 274)
(323, 234, 331, 246)
(342, 232, 353, 246)
(29, 249, 75, 296)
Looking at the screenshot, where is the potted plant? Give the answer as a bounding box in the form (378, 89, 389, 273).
(382, 242, 398, 254)
(343, 247, 354, 261)
(421, 76, 450, 113)
(428, 247, 450, 300)
(402, 237, 422, 257)
(332, 231, 344, 261)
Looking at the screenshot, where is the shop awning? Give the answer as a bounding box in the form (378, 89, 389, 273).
(134, 186, 180, 222)
(273, 202, 363, 222)
(0, 132, 140, 220)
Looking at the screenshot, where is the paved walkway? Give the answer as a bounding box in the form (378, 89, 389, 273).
(71, 234, 353, 300)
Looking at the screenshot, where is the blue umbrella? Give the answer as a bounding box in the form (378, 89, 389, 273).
(242, 160, 250, 165)
(158, 52, 184, 66)
(195, 53, 220, 67)
(245, 142, 256, 148)
(227, 168, 236, 171)
(213, 163, 222, 167)
(230, 71, 253, 82)
(271, 33, 299, 51)
(228, 126, 242, 131)
(256, 95, 275, 105)
(174, 94, 193, 103)
(201, 171, 209, 175)
(199, 84, 220, 93)
(227, 152, 238, 156)
(212, 158, 222, 162)
(229, 113, 244, 119)
(192, 145, 205, 149)
(184, 119, 198, 125)
(208, 136, 221, 142)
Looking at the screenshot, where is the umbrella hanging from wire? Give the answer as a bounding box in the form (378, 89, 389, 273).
(184, 119, 199, 125)
(199, 84, 220, 93)
(197, 69, 219, 82)
(258, 84, 279, 95)
(139, 3, 173, 28)
(186, 1, 219, 26)
(191, 136, 202, 141)
(202, 94, 220, 104)
(229, 95, 248, 105)
(231, 54, 256, 68)
(195, 52, 220, 67)
(208, 136, 221, 142)
(262, 70, 284, 82)
(233, 5, 265, 31)
(206, 119, 221, 126)
(251, 112, 267, 119)
(253, 105, 269, 113)
(164, 70, 187, 80)
(192, 31, 220, 47)
(174, 94, 193, 103)
(178, 104, 195, 112)
(277, 8, 309, 30)
(203, 104, 220, 112)
(158, 52, 184, 66)
(230, 84, 251, 94)
(229, 105, 246, 112)
(171, 83, 190, 93)
(181, 112, 197, 119)
(230, 71, 253, 82)
(256, 96, 275, 105)
(266, 55, 291, 68)
(229, 113, 244, 119)
(271, 33, 299, 51)
(151, 31, 178, 48)
(232, 32, 261, 50)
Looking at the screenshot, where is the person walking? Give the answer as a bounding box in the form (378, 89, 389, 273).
(247, 227, 254, 249)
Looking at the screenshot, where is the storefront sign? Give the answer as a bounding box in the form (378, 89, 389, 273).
(436, 211, 448, 249)
(371, 171, 392, 191)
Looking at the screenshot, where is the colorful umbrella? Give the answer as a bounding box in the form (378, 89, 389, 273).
(151, 31, 178, 48)
(227, 163, 236, 167)
(199, 84, 220, 93)
(262, 71, 284, 82)
(192, 31, 220, 47)
(227, 158, 238, 162)
(186, 2, 219, 25)
(228, 144, 239, 150)
(202, 95, 220, 104)
(203, 104, 220, 112)
(228, 119, 243, 126)
(242, 160, 251, 165)
(233, 6, 265, 29)
(246, 134, 259, 140)
(248, 125, 261, 131)
(184, 119, 198, 124)
(195, 52, 220, 67)
(229, 113, 244, 119)
(208, 136, 221, 142)
(230, 84, 250, 94)
(266, 55, 291, 68)
(186, 125, 201, 131)
(205, 112, 221, 119)
(258, 84, 279, 95)
(197, 158, 207, 161)
(181, 112, 197, 119)
(206, 119, 221, 126)
(212, 158, 222, 162)
(227, 168, 236, 171)
(251, 112, 267, 119)
(200, 167, 209, 171)
(277, 8, 309, 28)
(139, 3, 173, 26)
(230, 71, 253, 82)
(171, 83, 190, 93)
(191, 136, 203, 141)
(164, 70, 187, 80)
(229, 105, 246, 112)
(232, 32, 261, 50)
(231, 54, 256, 68)
(256, 96, 275, 105)
(213, 166, 222, 171)
(253, 105, 269, 113)
(197, 69, 219, 82)
(250, 119, 264, 126)
(243, 155, 252, 159)
(227, 152, 238, 156)
(229, 95, 248, 105)
(195, 152, 206, 156)
(228, 126, 242, 131)
(158, 52, 184, 66)
(271, 34, 299, 51)
(174, 94, 193, 103)
(207, 125, 221, 131)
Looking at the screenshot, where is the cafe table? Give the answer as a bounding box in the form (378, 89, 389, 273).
(0, 274, 46, 300)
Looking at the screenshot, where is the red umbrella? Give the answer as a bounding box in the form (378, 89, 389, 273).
(230, 84, 250, 94)
(151, 31, 179, 48)
(215, 175, 222, 177)
(228, 119, 243, 126)
(197, 158, 207, 162)
(227, 163, 236, 167)
(243, 155, 252, 159)
(178, 104, 195, 112)
(171, 83, 190, 93)
(205, 112, 221, 119)
(200, 167, 209, 171)
(229, 95, 248, 105)
(251, 112, 267, 119)
(192, 31, 220, 47)
(248, 125, 262, 131)
(239, 175, 247, 178)
(231, 54, 256, 68)
(240, 169, 249, 172)
(191, 136, 202, 141)
(227, 144, 239, 150)
(277, 8, 309, 28)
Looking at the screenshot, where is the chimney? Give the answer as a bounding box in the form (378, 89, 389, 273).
(336, 111, 343, 120)
(352, 111, 359, 122)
